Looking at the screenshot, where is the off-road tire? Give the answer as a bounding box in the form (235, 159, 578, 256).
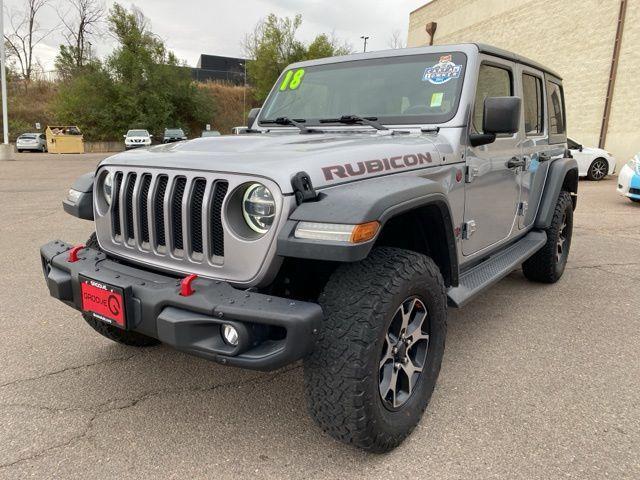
(586, 158, 608, 181)
(522, 191, 573, 283)
(304, 247, 447, 453)
(82, 233, 160, 347)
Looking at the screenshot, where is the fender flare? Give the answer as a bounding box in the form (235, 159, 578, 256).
(62, 171, 94, 220)
(276, 175, 459, 284)
(535, 157, 578, 229)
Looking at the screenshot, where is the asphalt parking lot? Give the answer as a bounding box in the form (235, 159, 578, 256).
(1, 152, 639, 479)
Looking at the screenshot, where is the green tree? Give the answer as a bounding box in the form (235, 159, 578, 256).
(244, 14, 352, 102)
(53, 3, 214, 140)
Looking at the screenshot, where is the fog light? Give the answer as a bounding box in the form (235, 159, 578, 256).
(222, 324, 239, 346)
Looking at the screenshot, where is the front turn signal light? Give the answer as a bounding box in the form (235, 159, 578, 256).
(350, 221, 380, 244)
(294, 221, 380, 244)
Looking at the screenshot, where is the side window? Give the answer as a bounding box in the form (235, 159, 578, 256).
(473, 64, 512, 133)
(522, 73, 543, 135)
(547, 80, 566, 136)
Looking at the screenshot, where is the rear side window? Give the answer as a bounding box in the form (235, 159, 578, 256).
(547, 80, 566, 141)
(473, 64, 512, 133)
(522, 73, 543, 135)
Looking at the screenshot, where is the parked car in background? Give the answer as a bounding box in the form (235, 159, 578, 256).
(231, 126, 249, 135)
(617, 153, 640, 203)
(201, 130, 221, 137)
(163, 128, 187, 143)
(567, 138, 615, 181)
(16, 133, 47, 152)
(123, 129, 152, 150)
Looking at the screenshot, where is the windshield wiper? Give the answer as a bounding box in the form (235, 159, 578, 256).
(261, 116, 311, 134)
(319, 115, 388, 131)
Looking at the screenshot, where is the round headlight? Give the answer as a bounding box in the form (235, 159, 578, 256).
(242, 183, 275, 234)
(103, 171, 113, 206)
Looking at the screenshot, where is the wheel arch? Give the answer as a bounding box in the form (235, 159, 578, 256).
(535, 157, 578, 229)
(276, 175, 459, 287)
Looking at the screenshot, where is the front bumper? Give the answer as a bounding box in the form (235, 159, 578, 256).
(617, 164, 640, 199)
(40, 240, 323, 370)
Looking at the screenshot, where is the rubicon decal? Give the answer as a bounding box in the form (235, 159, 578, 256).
(322, 152, 433, 181)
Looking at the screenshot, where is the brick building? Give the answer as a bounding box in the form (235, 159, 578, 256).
(408, 0, 639, 168)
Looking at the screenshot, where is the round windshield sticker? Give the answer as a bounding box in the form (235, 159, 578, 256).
(423, 55, 462, 85)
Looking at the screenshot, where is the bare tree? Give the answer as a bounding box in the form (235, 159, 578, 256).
(59, 0, 104, 67)
(388, 30, 406, 49)
(4, 0, 54, 83)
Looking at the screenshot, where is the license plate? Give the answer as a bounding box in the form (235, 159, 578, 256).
(79, 276, 126, 328)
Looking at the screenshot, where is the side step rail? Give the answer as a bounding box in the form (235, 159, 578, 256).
(447, 231, 547, 308)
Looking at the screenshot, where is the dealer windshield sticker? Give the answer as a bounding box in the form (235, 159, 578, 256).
(279, 68, 305, 91)
(422, 55, 462, 85)
(430, 92, 444, 107)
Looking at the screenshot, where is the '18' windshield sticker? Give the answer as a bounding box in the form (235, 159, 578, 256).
(279, 68, 305, 91)
(430, 92, 444, 107)
(423, 55, 462, 85)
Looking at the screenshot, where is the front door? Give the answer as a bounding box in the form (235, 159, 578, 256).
(463, 59, 522, 256)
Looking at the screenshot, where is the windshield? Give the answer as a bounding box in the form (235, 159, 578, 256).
(127, 130, 148, 136)
(165, 129, 184, 136)
(259, 52, 467, 127)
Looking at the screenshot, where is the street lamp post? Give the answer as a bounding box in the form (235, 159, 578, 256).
(360, 35, 370, 53)
(239, 61, 247, 124)
(0, 0, 9, 146)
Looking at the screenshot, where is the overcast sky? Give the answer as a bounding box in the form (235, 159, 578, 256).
(3, 0, 429, 71)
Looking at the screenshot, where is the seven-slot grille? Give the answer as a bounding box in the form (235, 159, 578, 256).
(109, 170, 229, 261)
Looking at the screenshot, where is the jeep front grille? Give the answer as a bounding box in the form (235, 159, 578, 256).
(108, 169, 229, 262)
(95, 166, 288, 286)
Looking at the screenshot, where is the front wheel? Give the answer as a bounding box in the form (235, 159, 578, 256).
(523, 191, 573, 283)
(587, 158, 609, 181)
(304, 247, 447, 452)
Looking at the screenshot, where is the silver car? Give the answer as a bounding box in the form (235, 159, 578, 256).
(16, 133, 47, 153)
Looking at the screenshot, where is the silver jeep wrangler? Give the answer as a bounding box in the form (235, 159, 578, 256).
(41, 43, 578, 452)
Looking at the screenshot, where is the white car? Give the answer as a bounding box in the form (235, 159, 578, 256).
(16, 132, 47, 152)
(124, 129, 152, 150)
(567, 138, 615, 181)
(617, 154, 640, 203)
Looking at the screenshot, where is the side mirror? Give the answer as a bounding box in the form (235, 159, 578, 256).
(469, 96, 521, 147)
(149, 134, 154, 138)
(578, 145, 583, 152)
(247, 108, 261, 129)
(123, 134, 127, 138)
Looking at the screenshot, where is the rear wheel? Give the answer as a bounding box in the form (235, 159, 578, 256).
(304, 247, 447, 452)
(523, 191, 573, 283)
(83, 233, 160, 347)
(587, 158, 608, 181)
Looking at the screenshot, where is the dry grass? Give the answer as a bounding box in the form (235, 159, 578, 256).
(198, 82, 257, 134)
(0, 79, 253, 140)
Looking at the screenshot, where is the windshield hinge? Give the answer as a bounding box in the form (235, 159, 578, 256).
(291, 171, 317, 205)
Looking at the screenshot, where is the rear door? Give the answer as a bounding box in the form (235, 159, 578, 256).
(517, 65, 548, 229)
(463, 58, 522, 255)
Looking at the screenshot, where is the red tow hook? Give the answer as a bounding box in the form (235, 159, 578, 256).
(180, 274, 198, 296)
(67, 244, 85, 263)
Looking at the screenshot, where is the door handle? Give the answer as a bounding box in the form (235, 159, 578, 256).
(507, 157, 526, 169)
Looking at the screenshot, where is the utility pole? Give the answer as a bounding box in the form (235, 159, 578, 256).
(360, 35, 370, 53)
(239, 61, 247, 124)
(0, 0, 9, 146)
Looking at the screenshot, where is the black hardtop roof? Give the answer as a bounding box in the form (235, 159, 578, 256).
(475, 43, 561, 80)
(289, 43, 562, 81)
